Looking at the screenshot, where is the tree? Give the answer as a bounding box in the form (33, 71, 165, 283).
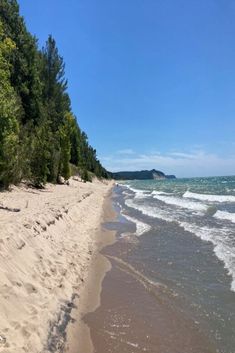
(0, 0, 42, 125)
(0, 21, 21, 188)
(41, 35, 70, 130)
(0, 2, 109, 189)
(58, 112, 72, 180)
(69, 116, 81, 166)
(29, 122, 51, 187)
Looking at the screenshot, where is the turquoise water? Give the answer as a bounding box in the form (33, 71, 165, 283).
(122, 175, 235, 197)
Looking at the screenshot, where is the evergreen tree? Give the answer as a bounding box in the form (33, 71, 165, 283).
(0, 1, 109, 189)
(29, 121, 51, 187)
(41, 35, 70, 130)
(69, 116, 81, 166)
(58, 112, 72, 180)
(0, 0, 42, 124)
(0, 21, 21, 188)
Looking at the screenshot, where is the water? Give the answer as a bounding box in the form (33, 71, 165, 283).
(122, 176, 235, 292)
(85, 176, 235, 353)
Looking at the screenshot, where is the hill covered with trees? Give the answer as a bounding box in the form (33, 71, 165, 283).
(0, 0, 108, 189)
(110, 169, 176, 180)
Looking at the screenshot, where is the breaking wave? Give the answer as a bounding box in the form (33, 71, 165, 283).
(183, 191, 235, 203)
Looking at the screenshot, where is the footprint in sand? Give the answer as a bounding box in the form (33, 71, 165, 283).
(28, 305, 38, 316)
(11, 321, 21, 330)
(20, 326, 31, 339)
(24, 283, 37, 294)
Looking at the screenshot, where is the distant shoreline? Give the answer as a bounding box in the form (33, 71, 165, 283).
(110, 169, 176, 180)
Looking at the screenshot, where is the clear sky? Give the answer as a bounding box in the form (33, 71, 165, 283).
(18, 0, 235, 177)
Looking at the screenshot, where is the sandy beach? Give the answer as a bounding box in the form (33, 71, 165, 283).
(64, 194, 117, 353)
(0, 178, 113, 353)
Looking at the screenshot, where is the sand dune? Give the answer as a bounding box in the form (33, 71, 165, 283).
(0, 178, 113, 353)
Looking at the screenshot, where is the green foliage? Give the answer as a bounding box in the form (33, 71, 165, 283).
(70, 163, 80, 177)
(69, 116, 81, 166)
(0, 0, 42, 124)
(0, 1, 108, 189)
(29, 123, 51, 187)
(40, 35, 70, 130)
(80, 169, 92, 183)
(0, 21, 21, 188)
(58, 113, 72, 180)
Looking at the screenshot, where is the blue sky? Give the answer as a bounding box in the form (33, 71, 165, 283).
(18, 0, 235, 177)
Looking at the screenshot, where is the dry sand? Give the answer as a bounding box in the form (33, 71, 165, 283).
(0, 178, 113, 353)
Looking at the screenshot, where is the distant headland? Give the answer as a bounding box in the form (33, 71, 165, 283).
(109, 169, 176, 180)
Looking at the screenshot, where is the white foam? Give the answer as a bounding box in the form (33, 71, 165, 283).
(214, 211, 235, 224)
(153, 194, 208, 212)
(125, 199, 176, 222)
(180, 222, 215, 243)
(151, 190, 173, 195)
(183, 191, 235, 203)
(123, 185, 150, 199)
(121, 213, 151, 236)
(214, 244, 235, 292)
(126, 341, 139, 348)
(125, 198, 235, 292)
(180, 222, 235, 292)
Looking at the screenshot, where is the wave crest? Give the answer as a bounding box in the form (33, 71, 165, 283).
(184, 191, 235, 203)
(153, 194, 208, 212)
(214, 210, 235, 224)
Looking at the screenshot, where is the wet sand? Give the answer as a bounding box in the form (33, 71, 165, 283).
(83, 238, 217, 353)
(64, 191, 117, 353)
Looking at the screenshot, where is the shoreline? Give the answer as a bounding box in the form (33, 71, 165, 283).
(81, 185, 220, 353)
(0, 178, 114, 353)
(64, 191, 117, 353)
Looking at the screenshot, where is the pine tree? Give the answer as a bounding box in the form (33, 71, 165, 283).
(58, 113, 72, 180)
(69, 116, 82, 166)
(41, 35, 70, 130)
(29, 121, 51, 187)
(0, 2, 109, 188)
(0, 21, 21, 188)
(0, 0, 42, 124)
